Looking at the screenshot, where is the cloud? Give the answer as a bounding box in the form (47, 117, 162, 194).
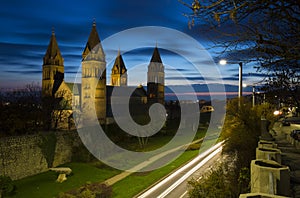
(222, 77, 239, 81)
(245, 73, 268, 78)
(165, 68, 190, 72)
(4, 70, 41, 75)
(0, 0, 266, 88)
(166, 76, 206, 81)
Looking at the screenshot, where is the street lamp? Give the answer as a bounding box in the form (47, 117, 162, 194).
(252, 85, 256, 107)
(219, 59, 243, 99)
(251, 81, 265, 107)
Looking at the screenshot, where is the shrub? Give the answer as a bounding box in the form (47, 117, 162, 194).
(58, 182, 112, 198)
(38, 132, 57, 168)
(71, 144, 97, 163)
(189, 98, 271, 196)
(188, 164, 233, 198)
(0, 175, 15, 197)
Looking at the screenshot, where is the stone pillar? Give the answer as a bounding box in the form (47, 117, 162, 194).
(239, 192, 290, 198)
(251, 159, 290, 197)
(256, 147, 282, 164)
(260, 118, 274, 141)
(258, 140, 278, 149)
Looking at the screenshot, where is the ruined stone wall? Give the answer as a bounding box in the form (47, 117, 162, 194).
(0, 131, 81, 180)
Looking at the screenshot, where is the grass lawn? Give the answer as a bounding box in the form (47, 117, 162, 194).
(8, 126, 210, 198)
(9, 162, 121, 198)
(111, 150, 199, 198)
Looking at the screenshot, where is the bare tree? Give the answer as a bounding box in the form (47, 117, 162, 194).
(51, 89, 72, 130)
(42, 88, 72, 131)
(0, 83, 42, 136)
(180, 0, 299, 61)
(180, 0, 300, 106)
(262, 68, 300, 109)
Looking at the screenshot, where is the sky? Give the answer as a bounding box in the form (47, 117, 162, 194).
(0, 0, 263, 90)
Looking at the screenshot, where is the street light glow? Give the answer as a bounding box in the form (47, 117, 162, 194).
(218, 59, 243, 100)
(219, 59, 227, 65)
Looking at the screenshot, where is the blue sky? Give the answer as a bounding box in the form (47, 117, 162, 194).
(0, 0, 262, 89)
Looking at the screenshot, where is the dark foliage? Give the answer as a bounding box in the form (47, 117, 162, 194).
(0, 175, 16, 197)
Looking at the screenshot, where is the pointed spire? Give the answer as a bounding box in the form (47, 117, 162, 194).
(112, 49, 127, 74)
(150, 46, 162, 63)
(52, 26, 55, 35)
(117, 48, 121, 57)
(82, 21, 103, 60)
(93, 18, 96, 27)
(43, 28, 63, 66)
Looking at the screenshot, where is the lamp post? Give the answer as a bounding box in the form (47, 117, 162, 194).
(219, 60, 243, 99)
(252, 85, 256, 107)
(252, 81, 265, 107)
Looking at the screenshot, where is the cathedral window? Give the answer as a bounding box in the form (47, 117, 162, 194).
(84, 83, 90, 89)
(95, 68, 98, 77)
(85, 92, 90, 98)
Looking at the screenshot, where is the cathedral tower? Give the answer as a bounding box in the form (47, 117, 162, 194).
(81, 22, 106, 124)
(42, 29, 64, 97)
(147, 46, 165, 104)
(111, 50, 127, 86)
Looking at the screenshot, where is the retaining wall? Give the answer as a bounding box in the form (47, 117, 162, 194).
(0, 131, 81, 180)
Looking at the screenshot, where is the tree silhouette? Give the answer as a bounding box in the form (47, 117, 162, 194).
(181, 0, 300, 107)
(0, 83, 42, 136)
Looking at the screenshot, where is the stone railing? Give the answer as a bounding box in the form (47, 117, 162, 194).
(240, 135, 291, 197)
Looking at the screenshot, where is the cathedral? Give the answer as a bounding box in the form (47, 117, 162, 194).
(42, 22, 165, 126)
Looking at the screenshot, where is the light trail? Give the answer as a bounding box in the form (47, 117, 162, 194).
(157, 147, 222, 198)
(137, 141, 223, 198)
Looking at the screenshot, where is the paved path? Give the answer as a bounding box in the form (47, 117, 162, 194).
(272, 121, 300, 198)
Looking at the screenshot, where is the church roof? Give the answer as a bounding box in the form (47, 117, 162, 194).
(43, 29, 63, 66)
(65, 83, 81, 96)
(112, 50, 127, 74)
(52, 72, 64, 96)
(106, 85, 147, 99)
(82, 21, 105, 61)
(150, 46, 162, 63)
(131, 86, 147, 97)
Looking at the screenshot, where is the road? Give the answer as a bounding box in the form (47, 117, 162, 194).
(136, 142, 223, 198)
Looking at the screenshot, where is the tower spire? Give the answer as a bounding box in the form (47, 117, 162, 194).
(150, 46, 162, 63)
(52, 26, 55, 35)
(147, 46, 164, 104)
(82, 20, 104, 60)
(81, 20, 107, 124)
(42, 29, 64, 97)
(43, 29, 63, 66)
(111, 49, 127, 86)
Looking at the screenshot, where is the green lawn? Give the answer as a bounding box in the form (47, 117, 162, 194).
(9, 163, 121, 198)
(8, 126, 209, 198)
(8, 150, 201, 198)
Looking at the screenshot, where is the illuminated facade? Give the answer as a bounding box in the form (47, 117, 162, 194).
(42, 22, 164, 125)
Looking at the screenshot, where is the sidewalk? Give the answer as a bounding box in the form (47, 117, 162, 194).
(272, 122, 300, 197)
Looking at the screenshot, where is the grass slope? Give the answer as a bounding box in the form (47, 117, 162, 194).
(9, 163, 121, 198)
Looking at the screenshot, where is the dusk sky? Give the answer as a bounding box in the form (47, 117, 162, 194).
(0, 0, 263, 89)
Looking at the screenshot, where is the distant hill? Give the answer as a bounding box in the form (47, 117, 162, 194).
(164, 84, 253, 101)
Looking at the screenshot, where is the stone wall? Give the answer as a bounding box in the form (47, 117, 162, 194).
(0, 131, 81, 180)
